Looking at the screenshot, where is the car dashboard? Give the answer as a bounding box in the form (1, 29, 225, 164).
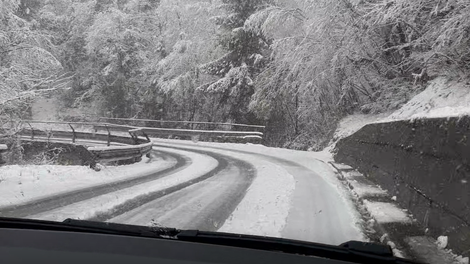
(1, 227, 357, 264)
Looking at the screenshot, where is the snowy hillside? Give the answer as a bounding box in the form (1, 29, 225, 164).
(330, 78, 470, 146)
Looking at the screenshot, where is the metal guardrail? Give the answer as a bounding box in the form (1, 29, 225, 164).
(97, 117, 266, 132)
(17, 119, 264, 142)
(4, 121, 153, 163)
(93, 123, 263, 140)
(2, 118, 263, 165)
(17, 129, 152, 160)
(92, 122, 263, 144)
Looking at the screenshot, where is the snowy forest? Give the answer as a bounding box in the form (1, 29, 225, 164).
(1, 0, 470, 149)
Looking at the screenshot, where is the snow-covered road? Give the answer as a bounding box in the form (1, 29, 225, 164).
(152, 140, 365, 245)
(0, 149, 188, 217)
(108, 147, 255, 231)
(0, 139, 365, 246)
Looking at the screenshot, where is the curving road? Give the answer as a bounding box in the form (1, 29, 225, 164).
(3, 143, 257, 234)
(1, 138, 364, 246)
(106, 146, 256, 231)
(0, 149, 187, 218)
(89, 146, 255, 226)
(150, 140, 365, 246)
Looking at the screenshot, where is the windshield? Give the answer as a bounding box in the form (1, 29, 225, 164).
(1, 0, 469, 263)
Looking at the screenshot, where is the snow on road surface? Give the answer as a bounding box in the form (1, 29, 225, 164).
(153, 142, 294, 238)
(29, 147, 217, 221)
(0, 152, 175, 208)
(108, 170, 239, 228)
(218, 158, 294, 238)
(154, 140, 366, 245)
(109, 156, 254, 231)
(2, 135, 366, 246)
(218, 161, 293, 238)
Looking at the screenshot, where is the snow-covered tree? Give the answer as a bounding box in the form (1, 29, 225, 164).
(52, 0, 164, 118)
(246, 0, 470, 149)
(199, 0, 272, 124)
(135, 0, 222, 123)
(4, 0, 468, 149)
(1, 0, 64, 119)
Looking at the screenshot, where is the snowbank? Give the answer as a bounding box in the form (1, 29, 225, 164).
(331, 77, 470, 145)
(349, 181, 387, 197)
(333, 113, 391, 142)
(386, 77, 470, 121)
(0, 153, 175, 208)
(362, 201, 411, 224)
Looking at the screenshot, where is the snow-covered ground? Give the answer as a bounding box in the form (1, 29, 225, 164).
(332, 77, 470, 144)
(386, 77, 470, 121)
(1, 134, 366, 245)
(29, 147, 217, 221)
(332, 113, 391, 141)
(362, 201, 411, 224)
(0, 152, 175, 208)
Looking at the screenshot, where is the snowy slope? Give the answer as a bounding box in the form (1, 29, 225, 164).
(386, 77, 470, 120)
(331, 77, 470, 145)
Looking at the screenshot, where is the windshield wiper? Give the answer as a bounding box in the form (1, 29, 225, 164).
(176, 230, 421, 264)
(0, 217, 421, 264)
(0, 217, 179, 238)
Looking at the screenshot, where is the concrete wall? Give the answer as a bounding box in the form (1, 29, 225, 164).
(334, 117, 470, 255)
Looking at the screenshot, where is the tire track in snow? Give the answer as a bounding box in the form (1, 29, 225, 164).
(88, 145, 256, 224)
(0, 149, 188, 218)
(151, 141, 365, 245)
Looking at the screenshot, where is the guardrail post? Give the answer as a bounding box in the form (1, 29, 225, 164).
(68, 123, 76, 143)
(142, 131, 150, 143)
(105, 125, 111, 146)
(129, 131, 138, 145)
(27, 122, 34, 140)
(47, 129, 52, 145)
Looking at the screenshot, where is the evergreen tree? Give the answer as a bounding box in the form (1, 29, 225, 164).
(200, 0, 270, 124)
